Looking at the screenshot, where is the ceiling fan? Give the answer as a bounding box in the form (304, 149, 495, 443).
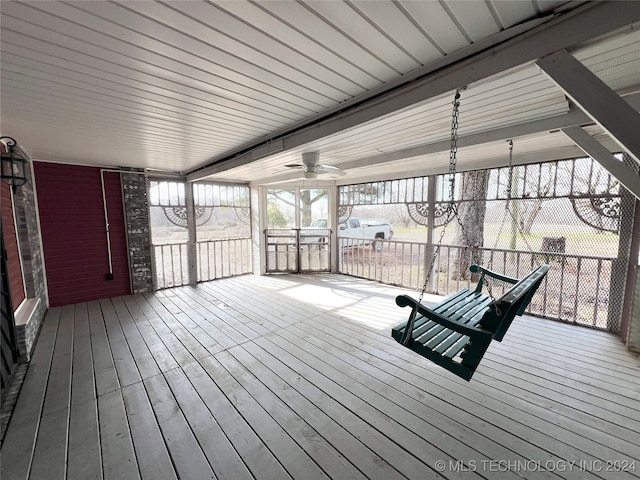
(284, 152, 347, 179)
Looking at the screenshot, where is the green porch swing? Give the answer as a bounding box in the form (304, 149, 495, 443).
(391, 90, 550, 381)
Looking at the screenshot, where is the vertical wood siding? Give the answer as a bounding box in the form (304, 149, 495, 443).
(34, 163, 130, 306)
(1, 181, 26, 310)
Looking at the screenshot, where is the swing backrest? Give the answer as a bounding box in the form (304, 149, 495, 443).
(479, 264, 550, 341)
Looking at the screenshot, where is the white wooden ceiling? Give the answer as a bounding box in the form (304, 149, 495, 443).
(1, 1, 639, 185)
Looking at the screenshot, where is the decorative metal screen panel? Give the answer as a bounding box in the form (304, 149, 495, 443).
(194, 182, 251, 282)
(149, 180, 189, 289)
(338, 156, 635, 332)
(149, 180, 252, 287)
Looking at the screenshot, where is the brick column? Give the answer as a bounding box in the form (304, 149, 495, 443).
(121, 169, 154, 293)
(11, 157, 47, 362)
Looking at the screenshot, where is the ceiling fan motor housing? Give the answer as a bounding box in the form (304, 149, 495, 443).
(302, 151, 320, 166)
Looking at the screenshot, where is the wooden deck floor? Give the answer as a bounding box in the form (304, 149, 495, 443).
(2, 274, 639, 480)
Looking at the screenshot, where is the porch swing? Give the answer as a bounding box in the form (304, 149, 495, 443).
(391, 89, 549, 381)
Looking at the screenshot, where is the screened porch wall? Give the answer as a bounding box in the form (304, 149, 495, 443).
(148, 179, 252, 289)
(337, 157, 639, 334)
(193, 182, 252, 282)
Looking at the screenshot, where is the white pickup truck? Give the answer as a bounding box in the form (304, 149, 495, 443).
(302, 217, 394, 251)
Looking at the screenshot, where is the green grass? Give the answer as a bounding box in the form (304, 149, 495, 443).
(391, 225, 619, 258)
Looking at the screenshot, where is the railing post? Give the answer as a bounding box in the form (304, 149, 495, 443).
(426, 176, 436, 291)
(295, 228, 301, 274)
(185, 182, 198, 286)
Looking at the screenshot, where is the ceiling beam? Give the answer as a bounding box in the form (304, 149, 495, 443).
(187, 1, 640, 181)
(537, 49, 640, 166)
(561, 126, 640, 200)
(336, 106, 582, 171)
(249, 93, 640, 185)
(310, 92, 640, 173)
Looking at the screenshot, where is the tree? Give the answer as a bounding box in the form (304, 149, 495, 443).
(452, 170, 490, 280)
(268, 189, 327, 226)
(300, 189, 327, 226)
(267, 203, 288, 227)
(512, 163, 554, 237)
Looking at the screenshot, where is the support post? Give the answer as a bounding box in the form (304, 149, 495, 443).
(185, 182, 198, 286)
(621, 152, 640, 347)
(121, 169, 154, 293)
(329, 186, 339, 273)
(561, 126, 640, 200)
(621, 195, 639, 346)
(537, 50, 640, 166)
(607, 154, 638, 333)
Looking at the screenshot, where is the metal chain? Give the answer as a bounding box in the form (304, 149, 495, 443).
(485, 138, 541, 315)
(446, 90, 478, 273)
(491, 140, 514, 253)
(448, 91, 461, 197)
(483, 139, 517, 311)
(484, 140, 514, 312)
(417, 89, 461, 303)
(403, 89, 462, 345)
(502, 139, 538, 257)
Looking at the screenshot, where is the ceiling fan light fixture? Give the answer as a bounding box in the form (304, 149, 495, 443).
(283, 151, 346, 179)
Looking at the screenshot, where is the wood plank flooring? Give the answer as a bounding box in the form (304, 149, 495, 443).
(2, 274, 639, 480)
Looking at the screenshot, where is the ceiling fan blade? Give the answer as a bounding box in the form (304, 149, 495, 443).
(282, 153, 346, 178)
(317, 164, 347, 176)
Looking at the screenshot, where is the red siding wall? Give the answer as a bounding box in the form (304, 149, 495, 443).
(1, 181, 26, 310)
(34, 163, 130, 306)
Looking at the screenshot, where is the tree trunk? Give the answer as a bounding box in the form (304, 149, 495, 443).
(521, 198, 543, 235)
(452, 170, 489, 280)
(300, 190, 312, 226)
(520, 163, 552, 235)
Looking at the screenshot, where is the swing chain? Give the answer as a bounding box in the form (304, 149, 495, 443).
(419, 89, 461, 304)
(447, 90, 478, 262)
(402, 89, 461, 345)
(503, 138, 538, 257)
(484, 139, 516, 315)
(505, 139, 514, 198)
(491, 139, 514, 253)
(449, 91, 461, 185)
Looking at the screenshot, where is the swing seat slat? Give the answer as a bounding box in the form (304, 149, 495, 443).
(391, 264, 550, 381)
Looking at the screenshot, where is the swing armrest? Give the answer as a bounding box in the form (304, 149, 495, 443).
(470, 265, 519, 284)
(395, 295, 493, 340)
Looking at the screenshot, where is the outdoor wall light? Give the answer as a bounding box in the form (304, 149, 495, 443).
(1, 136, 28, 192)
